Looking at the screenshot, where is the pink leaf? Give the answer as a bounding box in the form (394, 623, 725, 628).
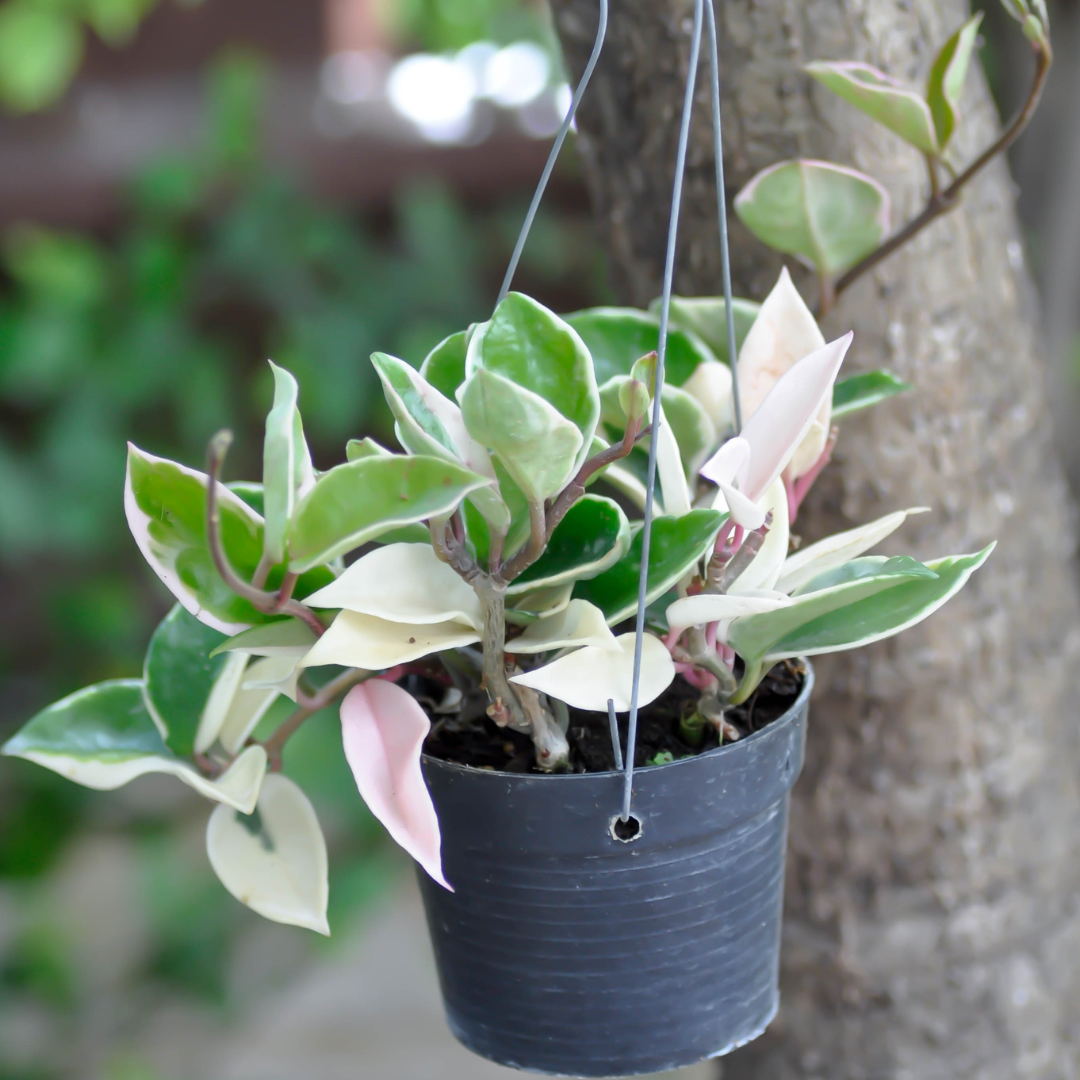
(699, 436, 751, 489)
(340, 681, 451, 890)
(741, 332, 852, 501)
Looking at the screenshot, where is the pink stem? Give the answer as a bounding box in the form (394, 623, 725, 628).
(789, 429, 838, 522)
(712, 519, 735, 558)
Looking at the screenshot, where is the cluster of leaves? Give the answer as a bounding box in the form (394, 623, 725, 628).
(2, 271, 990, 934)
(735, 2, 1051, 309)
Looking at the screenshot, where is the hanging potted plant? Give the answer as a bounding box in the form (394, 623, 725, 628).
(1, 0, 1050, 1073)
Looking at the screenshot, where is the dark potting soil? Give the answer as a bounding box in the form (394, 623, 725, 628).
(422, 659, 805, 774)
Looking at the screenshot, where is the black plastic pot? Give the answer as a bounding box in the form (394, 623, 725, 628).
(416, 664, 812, 1078)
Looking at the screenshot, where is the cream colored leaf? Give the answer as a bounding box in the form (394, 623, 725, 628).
(207, 773, 330, 935)
(666, 592, 793, 638)
(777, 507, 931, 594)
(194, 652, 249, 755)
(300, 611, 480, 672)
(506, 599, 619, 654)
(681, 359, 733, 433)
(656, 406, 692, 517)
(302, 543, 483, 630)
(728, 477, 790, 594)
(506, 583, 574, 625)
(737, 267, 830, 479)
(510, 632, 675, 713)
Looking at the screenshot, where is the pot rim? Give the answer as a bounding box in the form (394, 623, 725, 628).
(421, 657, 813, 782)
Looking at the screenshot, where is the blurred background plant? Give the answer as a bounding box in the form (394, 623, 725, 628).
(0, 0, 1077, 1076)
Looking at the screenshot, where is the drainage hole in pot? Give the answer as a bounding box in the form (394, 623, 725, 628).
(782, 753, 792, 778)
(610, 814, 643, 843)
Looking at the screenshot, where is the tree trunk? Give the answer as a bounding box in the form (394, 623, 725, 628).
(551, 1, 1080, 1075)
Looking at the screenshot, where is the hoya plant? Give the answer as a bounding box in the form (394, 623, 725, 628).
(2, 268, 990, 929)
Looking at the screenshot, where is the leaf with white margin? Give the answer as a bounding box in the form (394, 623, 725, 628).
(737, 268, 828, 480)
(728, 546, 992, 663)
(340, 680, 449, 889)
(195, 654, 295, 755)
(207, 773, 330, 934)
(468, 292, 599, 476)
(371, 352, 509, 531)
(459, 367, 583, 504)
(125, 445, 333, 634)
(212, 620, 319, 658)
(300, 611, 480, 672)
(303, 543, 482, 630)
(728, 477, 790, 595)
(508, 495, 630, 595)
(1, 680, 267, 812)
(680, 360, 733, 433)
(263, 362, 316, 566)
(831, 370, 912, 419)
(506, 599, 619, 654)
(776, 507, 930, 595)
(287, 455, 492, 573)
(704, 333, 852, 501)
(241, 654, 301, 702)
(510, 632, 675, 713)
(666, 592, 793, 638)
(657, 296, 762, 366)
(805, 61, 939, 154)
(735, 160, 890, 278)
(506, 582, 574, 626)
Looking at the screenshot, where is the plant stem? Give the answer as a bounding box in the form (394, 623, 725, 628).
(827, 41, 1052, 313)
(500, 416, 648, 583)
(261, 667, 370, 770)
(205, 431, 325, 638)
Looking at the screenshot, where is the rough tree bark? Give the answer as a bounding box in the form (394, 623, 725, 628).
(551, 1, 1080, 1075)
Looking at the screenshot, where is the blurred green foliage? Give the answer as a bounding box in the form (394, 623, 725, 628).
(387, 0, 550, 51)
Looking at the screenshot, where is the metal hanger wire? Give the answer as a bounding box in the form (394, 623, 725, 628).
(498, 0, 741, 822)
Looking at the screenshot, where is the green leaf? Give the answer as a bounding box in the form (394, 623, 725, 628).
(656, 296, 762, 364)
(468, 293, 599, 473)
(211, 620, 318, 658)
(791, 555, 938, 596)
(509, 495, 631, 594)
(372, 351, 508, 530)
(1, 680, 268, 812)
(227, 481, 265, 516)
(418, 330, 468, 400)
(806, 61, 939, 154)
(0, 4, 83, 113)
(573, 510, 724, 624)
(831, 370, 913, 418)
(345, 438, 391, 461)
(564, 307, 714, 387)
(143, 605, 230, 759)
(600, 378, 716, 477)
(125, 446, 332, 633)
(461, 455, 532, 566)
(459, 367, 582, 504)
(263, 362, 315, 565)
(728, 546, 993, 663)
(287, 455, 491, 572)
(926, 13, 984, 149)
(735, 160, 891, 278)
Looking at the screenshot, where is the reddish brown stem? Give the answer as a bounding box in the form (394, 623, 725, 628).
(827, 42, 1052, 313)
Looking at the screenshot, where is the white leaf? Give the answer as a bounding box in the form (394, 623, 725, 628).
(728, 477, 790, 594)
(506, 600, 619, 654)
(681, 360, 733, 432)
(194, 652, 250, 755)
(776, 506, 931, 594)
(302, 543, 483, 630)
(714, 479, 766, 530)
(738, 332, 852, 500)
(666, 592, 793, 638)
(17, 743, 269, 814)
(215, 655, 301, 755)
(207, 773, 330, 935)
(703, 436, 751, 490)
(340, 680, 449, 889)
(510, 632, 675, 713)
(656, 405, 692, 517)
(737, 267, 829, 479)
(300, 611, 480, 672)
(506, 582, 574, 625)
